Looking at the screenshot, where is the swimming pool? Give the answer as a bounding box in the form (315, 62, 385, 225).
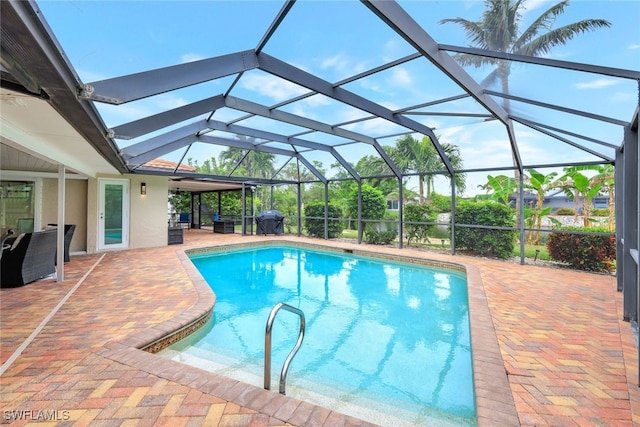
(160, 244, 475, 426)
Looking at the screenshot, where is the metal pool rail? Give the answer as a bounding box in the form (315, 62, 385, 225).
(264, 302, 306, 394)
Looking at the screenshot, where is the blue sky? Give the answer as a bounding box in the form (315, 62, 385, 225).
(37, 0, 639, 196)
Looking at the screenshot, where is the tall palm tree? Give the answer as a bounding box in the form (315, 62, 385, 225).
(394, 135, 465, 203)
(219, 146, 275, 179)
(441, 0, 610, 218)
(440, 0, 610, 90)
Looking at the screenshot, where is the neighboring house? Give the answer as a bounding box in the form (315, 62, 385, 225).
(509, 191, 610, 213)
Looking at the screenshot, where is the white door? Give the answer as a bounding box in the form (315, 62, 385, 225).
(98, 178, 129, 250)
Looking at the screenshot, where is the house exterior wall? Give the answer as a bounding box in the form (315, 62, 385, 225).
(86, 174, 169, 254)
(41, 177, 87, 254)
(129, 174, 169, 249)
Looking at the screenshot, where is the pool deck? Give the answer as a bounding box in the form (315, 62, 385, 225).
(1, 229, 638, 426)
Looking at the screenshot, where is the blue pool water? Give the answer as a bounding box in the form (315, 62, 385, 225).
(162, 245, 475, 426)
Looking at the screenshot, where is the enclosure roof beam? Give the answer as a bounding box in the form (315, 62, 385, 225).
(121, 120, 211, 158)
(224, 95, 377, 145)
(226, 95, 395, 177)
(440, 44, 640, 80)
(362, 1, 511, 126)
(255, 0, 295, 54)
(329, 148, 361, 181)
(227, 52, 423, 126)
(142, 169, 295, 185)
(511, 116, 619, 149)
(295, 155, 328, 184)
(205, 119, 360, 181)
(81, 50, 258, 104)
(125, 135, 196, 166)
(199, 134, 327, 183)
(206, 119, 337, 152)
(198, 134, 296, 157)
(325, 93, 471, 135)
(255, 51, 447, 175)
(361, 0, 522, 172)
(515, 120, 614, 162)
(109, 95, 226, 140)
(486, 90, 629, 126)
(126, 132, 292, 170)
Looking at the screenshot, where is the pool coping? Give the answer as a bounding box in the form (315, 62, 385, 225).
(98, 239, 518, 426)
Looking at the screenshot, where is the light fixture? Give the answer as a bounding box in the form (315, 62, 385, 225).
(140, 182, 147, 195)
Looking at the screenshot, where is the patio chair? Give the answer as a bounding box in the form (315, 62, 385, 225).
(177, 212, 191, 229)
(0, 229, 15, 261)
(1, 229, 57, 288)
(47, 224, 76, 262)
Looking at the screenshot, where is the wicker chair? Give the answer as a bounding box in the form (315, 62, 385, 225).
(1, 229, 57, 288)
(47, 224, 76, 262)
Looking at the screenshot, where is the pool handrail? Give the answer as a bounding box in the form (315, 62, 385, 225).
(264, 302, 306, 394)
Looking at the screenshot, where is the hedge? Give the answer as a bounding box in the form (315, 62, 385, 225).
(547, 227, 615, 273)
(304, 202, 344, 238)
(454, 201, 516, 259)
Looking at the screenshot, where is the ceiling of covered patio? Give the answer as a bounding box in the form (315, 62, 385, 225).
(1, 1, 638, 195)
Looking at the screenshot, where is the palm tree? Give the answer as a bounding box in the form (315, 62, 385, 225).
(394, 135, 465, 203)
(219, 146, 275, 179)
(441, 0, 610, 219)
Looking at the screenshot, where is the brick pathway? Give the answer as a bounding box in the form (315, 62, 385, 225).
(1, 230, 638, 426)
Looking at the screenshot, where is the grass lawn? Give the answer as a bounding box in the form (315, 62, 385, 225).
(513, 244, 550, 261)
(341, 230, 550, 261)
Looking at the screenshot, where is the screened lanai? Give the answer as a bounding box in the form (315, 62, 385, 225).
(2, 0, 639, 365)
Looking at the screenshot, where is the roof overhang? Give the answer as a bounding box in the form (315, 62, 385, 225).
(0, 1, 127, 176)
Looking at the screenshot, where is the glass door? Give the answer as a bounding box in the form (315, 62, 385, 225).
(98, 179, 129, 250)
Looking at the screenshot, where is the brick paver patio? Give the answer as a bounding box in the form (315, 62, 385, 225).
(1, 229, 638, 426)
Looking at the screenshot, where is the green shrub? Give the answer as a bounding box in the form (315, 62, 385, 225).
(454, 201, 516, 259)
(429, 193, 452, 213)
(555, 207, 575, 216)
(304, 202, 344, 238)
(546, 227, 616, 273)
(364, 229, 397, 245)
(348, 184, 387, 223)
(404, 203, 436, 246)
(592, 208, 609, 217)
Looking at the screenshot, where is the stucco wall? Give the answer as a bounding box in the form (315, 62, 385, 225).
(86, 174, 169, 253)
(41, 178, 87, 254)
(129, 175, 169, 249)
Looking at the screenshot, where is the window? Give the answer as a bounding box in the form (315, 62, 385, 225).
(0, 181, 35, 234)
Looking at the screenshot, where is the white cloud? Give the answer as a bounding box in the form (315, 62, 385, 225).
(155, 94, 189, 109)
(317, 52, 368, 78)
(320, 53, 351, 71)
(240, 73, 307, 102)
(391, 67, 412, 87)
(574, 79, 620, 90)
(180, 53, 206, 63)
(521, 0, 549, 13)
(629, 44, 640, 50)
(301, 94, 331, 108)
(381, 39, 405, 62)
(610, 91, 637, 103)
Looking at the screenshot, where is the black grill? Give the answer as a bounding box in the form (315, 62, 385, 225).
(256, 210, 284, 235)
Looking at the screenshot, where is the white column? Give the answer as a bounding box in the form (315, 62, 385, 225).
(56, 164, 65, 281)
